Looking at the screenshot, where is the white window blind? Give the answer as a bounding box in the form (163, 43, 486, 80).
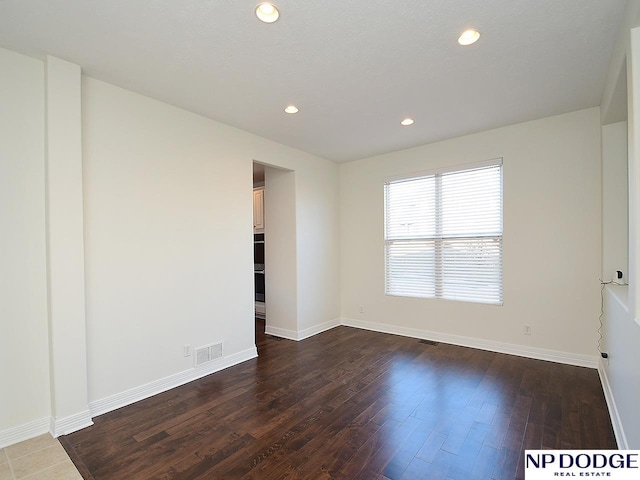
(384, 161, 503, 305)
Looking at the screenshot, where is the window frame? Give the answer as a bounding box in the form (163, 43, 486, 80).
(383, 158, 504, 305)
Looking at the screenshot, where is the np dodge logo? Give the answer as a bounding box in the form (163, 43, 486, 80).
(525, 450, 640, 479)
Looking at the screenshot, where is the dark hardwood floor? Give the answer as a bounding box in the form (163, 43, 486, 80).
(61, 320, 616, 479)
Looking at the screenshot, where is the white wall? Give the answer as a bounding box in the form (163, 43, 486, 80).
(601, 287, 640, 449)
(295, 159, 341, 334)
(263, 158, 341, 339)
(602, 121, 629, 282)
(0, 48, 50, 439)
(45, 56, 92, 434)
(598, 5, 640, 449)
(83, 77, 253, 401)
(264, 167, 298, 334)
(340, 108, 602, 363)
(82, 77, 341, 404)
(630, 27, 640, 323)
(0, 46, 341, 438)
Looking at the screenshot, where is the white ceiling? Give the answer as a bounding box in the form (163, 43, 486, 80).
(0, 0, 628, 162)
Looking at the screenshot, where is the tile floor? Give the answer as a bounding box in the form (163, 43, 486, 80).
(1, 434, 82, 480)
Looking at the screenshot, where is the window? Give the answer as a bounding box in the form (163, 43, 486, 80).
(384, 160, 503, 305)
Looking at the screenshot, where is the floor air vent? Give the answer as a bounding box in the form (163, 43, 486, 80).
(418, 339, 439, 346)
(194, 342, 223, 366)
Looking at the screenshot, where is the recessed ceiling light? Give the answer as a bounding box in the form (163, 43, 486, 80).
(400, 118, 414, 126)
(284, 105, 299, 114)
(255, 3, 280, 23)
(458, 29, 480, 46)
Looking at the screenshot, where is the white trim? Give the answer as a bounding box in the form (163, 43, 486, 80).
(265, 318, 596, 367)
(50, 410, 93, 438)
(264, 325, 298, 341)
(0, 417, 50, 449)
(341, 317, 598, 368)
(265, 318, 341, 341)
(297, 318, 341, 340)
(598, 359, 628, 449)
(89, 347, 257, 418)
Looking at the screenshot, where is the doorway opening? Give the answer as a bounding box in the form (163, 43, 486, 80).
(252, 161, 297, 342)
(253, 163, 266, 335)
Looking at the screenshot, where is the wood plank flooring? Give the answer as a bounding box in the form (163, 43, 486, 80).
(60, 320, 616, 479)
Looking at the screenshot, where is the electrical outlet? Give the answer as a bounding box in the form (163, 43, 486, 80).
(184, 344, 191, 357)
(359, 305, 364, 314)
(524, 325, 531, 336)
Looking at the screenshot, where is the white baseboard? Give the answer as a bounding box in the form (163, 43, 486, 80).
(50, 410, 93, 438)
(264, 318, 340, 341)
(2, 318, 601, 449)
(264, 325, 299, 340)
(598, 359, 627, 449)
(0, 417, 50, 449)
(341, 317, 598, 368)
(265, 318, 341, 341)
(265, 317, 597, 368)
(298, 318, 341, 340)
(89, 346, 258, 418)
